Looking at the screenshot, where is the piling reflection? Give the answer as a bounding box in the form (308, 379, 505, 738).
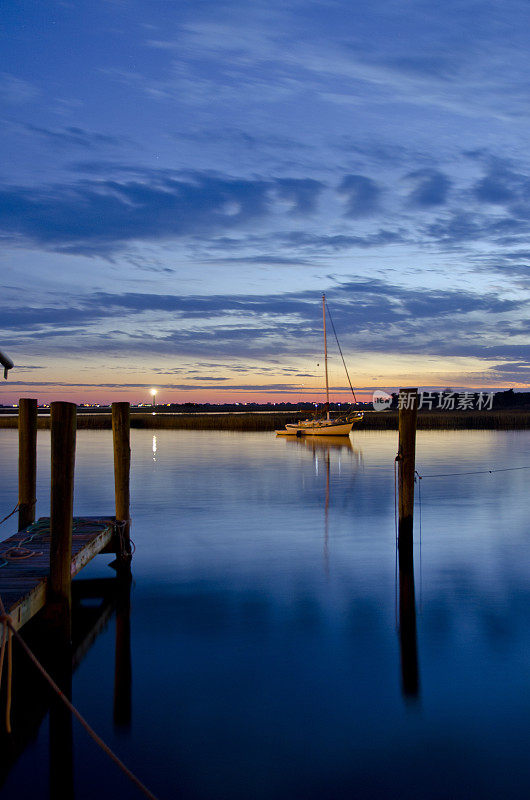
(114, 568, 132, 729)
(0, 573, 132, 792)
(49, 642, 74, 800)
(398, 542, 420, 701)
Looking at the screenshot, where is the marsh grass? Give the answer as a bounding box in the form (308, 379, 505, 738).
(2, 410, 530, 431)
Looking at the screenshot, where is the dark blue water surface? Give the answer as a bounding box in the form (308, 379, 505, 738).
(1, 428, 530, 799)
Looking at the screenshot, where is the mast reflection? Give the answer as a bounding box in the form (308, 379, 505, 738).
(280, 435, 363, 575)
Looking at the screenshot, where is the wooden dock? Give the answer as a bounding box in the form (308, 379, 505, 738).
(0, 399, 135, 791)
(0, 516, 117, 639)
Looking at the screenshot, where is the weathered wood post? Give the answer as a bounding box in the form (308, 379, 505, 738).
(397, 387, 418, 557)
(49, 401, 77, 642)
(112, 402, 131, 561)
(18, 398, 38, 531)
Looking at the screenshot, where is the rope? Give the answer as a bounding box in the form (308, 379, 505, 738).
(415, 470, 423, 613)
(0, 593, 160, 800)
(415, 464, 530, 479)
(0, 499, 36, 527)
(394, 455, 399, 630)
(3, 547, 42, 561)
(0, 504, 20, 527)
(0, 518, 134, 569)
(394, 455, 399, 544)
(6, 625, 12, 732)
(324, 300, 358, 403)
(0, 614, 12, 732)
(113, 519, 134, 558)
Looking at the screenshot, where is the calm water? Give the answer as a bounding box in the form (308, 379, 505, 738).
(1, 428, 530, 799)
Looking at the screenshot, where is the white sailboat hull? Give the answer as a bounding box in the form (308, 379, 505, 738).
(276, 419, 360, 436)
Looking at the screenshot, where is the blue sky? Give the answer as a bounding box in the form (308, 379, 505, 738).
(1, 0, 530, 403)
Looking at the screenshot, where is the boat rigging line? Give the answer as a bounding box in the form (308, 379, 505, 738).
(324, 299, 358, 404)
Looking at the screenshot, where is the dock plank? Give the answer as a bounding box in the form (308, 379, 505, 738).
(0, 516, 116, 635)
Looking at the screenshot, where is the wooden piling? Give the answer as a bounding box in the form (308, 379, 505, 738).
(48, 401, 77, 642)
(18, 398, 38, 531)
(112, 402, 131, 560)
(397, 387, 418, 555)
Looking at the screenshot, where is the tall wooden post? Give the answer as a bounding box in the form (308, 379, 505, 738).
(397, 388, 418, 557)
(18, 398, 38, 531)
(112, 402, 131, 561)
(49, 401, 77, 642)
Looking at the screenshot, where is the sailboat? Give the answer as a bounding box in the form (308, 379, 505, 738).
(276, 294, 363, 436)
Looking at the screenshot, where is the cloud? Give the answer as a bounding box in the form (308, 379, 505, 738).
(473, 162, 524, 205)
(281, 230, 405, 250)
(338, 174, 381, 217)
(274, 178, 323, 213)
(172, 127, 310, 153)
(0, 379, 340, 394)
(0, 73, 38, 104)
(1, 281, 519, 335)
(206, 255, 314, 266)
(23, 124, 126, 150)
(2, 279, 522, 367)
(0, 306, 104, 330)
(0, 172, 270, 254)
(406, 169, 451, 207)
(386, 55, 458, 81)
(425, 211, 529, 246)
(0, 171, 327, 255)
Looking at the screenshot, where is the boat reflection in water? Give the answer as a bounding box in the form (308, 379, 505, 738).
(279, 435, 363, 576)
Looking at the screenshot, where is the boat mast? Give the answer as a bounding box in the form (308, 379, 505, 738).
(322, 293, 330, 420)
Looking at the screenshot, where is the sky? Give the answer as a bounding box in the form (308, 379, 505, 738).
(2, 0, 530, 405)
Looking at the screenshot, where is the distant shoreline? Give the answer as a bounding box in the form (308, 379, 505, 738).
(1, 410, 530, 431)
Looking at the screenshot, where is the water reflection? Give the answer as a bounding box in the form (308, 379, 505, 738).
(114, 569, 132, 729)
(281, 433, 359, 454)
(281, 433, 420, 699)
(49, 642, 74, 800)
(152, 434, 157, 462)
(2, 429, 530, 799)
(280, 435, 364, 576)
(398, 542, 420, 701)
(0, 574, 132, 792)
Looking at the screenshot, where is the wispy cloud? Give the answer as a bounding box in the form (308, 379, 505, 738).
(22, 124, 127, 150)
